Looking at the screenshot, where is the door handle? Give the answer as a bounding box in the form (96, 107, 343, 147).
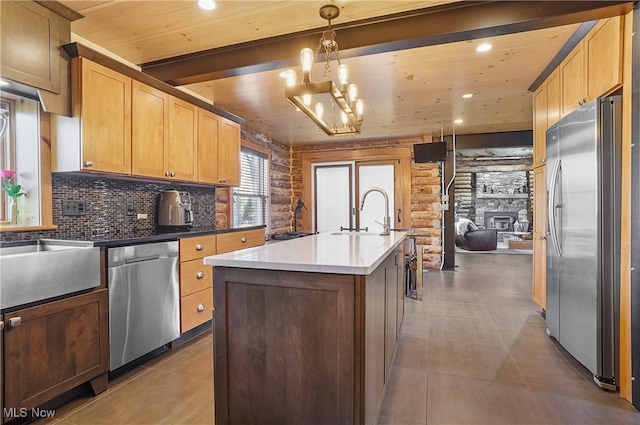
(397, 208, 401, 223)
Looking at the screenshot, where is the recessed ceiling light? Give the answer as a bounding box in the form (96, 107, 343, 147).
(454, 119, 464, 124)
(462, 93, 473, 99)
(198, 0, 216, 11)
(476, 43, 492, 52)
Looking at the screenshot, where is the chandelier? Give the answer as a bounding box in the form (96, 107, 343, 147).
(284, 4, 364, 136)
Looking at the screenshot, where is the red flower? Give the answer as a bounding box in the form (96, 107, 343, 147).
(0, 169, 16, 179)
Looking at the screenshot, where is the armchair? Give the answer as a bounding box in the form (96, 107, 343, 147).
(455, 228, 498, 251)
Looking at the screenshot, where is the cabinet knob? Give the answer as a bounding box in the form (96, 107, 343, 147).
(197, 304, 206, 312)
(171, 172, 176, 177)
(8, 317, 22, 327)
(241, 237, 247, 243)
(540, 157, 545, 164)
(197, 271, 205, 279)
(165, 171, 171, 177)
(540, 235, 547, 240)
(196, 243, 204, 250)
(219, 178, 227, 183)
(84, 161, 93, 167)
(0, 321, 4, 331)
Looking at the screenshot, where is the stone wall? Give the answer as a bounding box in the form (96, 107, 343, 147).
(455, 158, 533, 230)
(215, 126, 292, 237)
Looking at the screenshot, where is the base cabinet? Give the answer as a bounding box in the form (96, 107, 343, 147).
(213, 247, 402, 425)
(2, 290, 109, 422)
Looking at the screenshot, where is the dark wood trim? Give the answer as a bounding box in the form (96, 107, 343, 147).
(140, 1, 634, 86)
(34, 0, 83, 22)
(443, 130, 533, 149)
(61, 43, 244, 124)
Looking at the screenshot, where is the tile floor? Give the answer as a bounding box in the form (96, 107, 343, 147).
(36, 252, 639, 425)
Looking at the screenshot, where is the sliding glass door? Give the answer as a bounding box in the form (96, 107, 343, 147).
(313, 160, 398, 233)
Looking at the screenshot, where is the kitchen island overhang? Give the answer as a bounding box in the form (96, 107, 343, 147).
(204, 231, 408, 425)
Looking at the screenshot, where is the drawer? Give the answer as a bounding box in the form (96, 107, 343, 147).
(216, 228, 265, 254)
(180, 259, 212, 297)
(180, 287, 213, 333)
(179, 235, 216, 262)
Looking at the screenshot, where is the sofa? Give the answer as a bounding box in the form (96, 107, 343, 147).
(455, 228, 498, 251)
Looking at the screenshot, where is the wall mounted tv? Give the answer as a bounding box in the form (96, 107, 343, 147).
(413, 141, 448, 163)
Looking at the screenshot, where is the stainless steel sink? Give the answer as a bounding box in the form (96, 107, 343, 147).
(0, 239, 101, 310)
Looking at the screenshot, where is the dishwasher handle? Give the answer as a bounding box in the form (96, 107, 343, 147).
(125, 255, 161, 264)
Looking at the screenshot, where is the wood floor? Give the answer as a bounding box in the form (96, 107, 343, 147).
(35, 252, 638, 425)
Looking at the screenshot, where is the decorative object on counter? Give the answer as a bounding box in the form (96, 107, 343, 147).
(1, 169, 26, 225)
(284, 4, 364, 136)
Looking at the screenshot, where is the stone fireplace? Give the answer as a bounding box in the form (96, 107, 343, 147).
(484, 211, 519, 231)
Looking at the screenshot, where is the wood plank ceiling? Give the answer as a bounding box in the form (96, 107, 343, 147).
(58, 1, 632, 146)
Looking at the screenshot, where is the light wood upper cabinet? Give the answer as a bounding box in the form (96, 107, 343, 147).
(75, 58, 132, 174)
(132, 81, 168, 178)
(532, 166, 546, 309)
(218, 118, 241, 186)
(198, 108, 221, 184)
(560, 16, 623, 117)
(168, 96, 198, 181)
(560, 43, 586, 117)
(532, 69, 560, 168)
(55, 54, 241, 185)
(585, 16, 623, 101)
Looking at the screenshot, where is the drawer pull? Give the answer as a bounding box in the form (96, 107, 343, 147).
(197, 304, 206, 312)
(241, 237, 247, 243)
(0, 321, 4, 331)
(196, 243, 204, 250)
(8, 317, 22, 327)
(197, 271, 205, 279)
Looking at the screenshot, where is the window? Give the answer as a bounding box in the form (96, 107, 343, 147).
(232, 146, 269, 228)
(0, 92, 42, 227)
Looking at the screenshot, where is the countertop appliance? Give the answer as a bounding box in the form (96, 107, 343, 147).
(108, 241, 180, 371)
(545, 96, 621, 390)
(157, 190, 193, 229)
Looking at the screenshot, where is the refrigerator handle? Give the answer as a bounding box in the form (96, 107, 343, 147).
(547, 160, 563, 256)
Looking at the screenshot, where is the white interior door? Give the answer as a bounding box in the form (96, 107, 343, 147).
(314, 165, 352, 233)
(358, 164, 395, 233)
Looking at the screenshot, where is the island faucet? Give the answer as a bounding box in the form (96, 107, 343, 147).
(360, 187, 391, 235)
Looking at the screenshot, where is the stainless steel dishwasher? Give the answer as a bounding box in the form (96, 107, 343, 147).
(108, 241, 180, 371)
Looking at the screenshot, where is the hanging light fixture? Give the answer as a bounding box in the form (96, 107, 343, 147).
(284, 4, 364, 136)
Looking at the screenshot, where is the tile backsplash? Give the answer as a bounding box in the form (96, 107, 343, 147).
(1, 174, 216, 242)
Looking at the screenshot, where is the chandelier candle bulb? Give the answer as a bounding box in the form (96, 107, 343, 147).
(301, 48, 314, 83)
(348, 83, 358, 105)
(303, 94, 312, 106)
(338, 64, 349, 88)
(315, 103, 324, 120)
(356, 98, 364, 117)
(285, 69, 296, 87)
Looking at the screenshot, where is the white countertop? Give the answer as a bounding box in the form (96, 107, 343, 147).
(203, 231, 407, 275)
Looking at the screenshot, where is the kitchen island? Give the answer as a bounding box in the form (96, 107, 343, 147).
(204, 231, 407, 425)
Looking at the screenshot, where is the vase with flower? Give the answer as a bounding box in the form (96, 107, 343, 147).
(1, 169, 25, 225)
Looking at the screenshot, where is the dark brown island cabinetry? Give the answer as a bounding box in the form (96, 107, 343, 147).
(212, 247, 404, 425)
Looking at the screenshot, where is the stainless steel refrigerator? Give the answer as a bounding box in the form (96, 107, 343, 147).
(545, 96, 621, 390)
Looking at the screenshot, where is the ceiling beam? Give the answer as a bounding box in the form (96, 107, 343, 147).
(141, 1, 634, 86)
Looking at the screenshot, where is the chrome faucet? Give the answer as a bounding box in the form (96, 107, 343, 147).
(360, 187, 391, 235)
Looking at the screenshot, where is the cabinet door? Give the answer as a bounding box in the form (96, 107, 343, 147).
(132, 81, 169, 178)
(532, 166, 546, 308)
(560, 43, 586, 117)
(218, 118, 241, 186)
(3, 290, 109, 416)
(532, 85, 547, 168)
(168, 96, 198, 181)
(198, 108, 221, 184)
(586, 16, 623, 100)
(78, 59, 132, 174)
(546, 70, 561, 128)
(1, 1, 62, 94)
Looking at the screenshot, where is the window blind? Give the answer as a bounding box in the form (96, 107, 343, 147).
(233, 147, 269, 228)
